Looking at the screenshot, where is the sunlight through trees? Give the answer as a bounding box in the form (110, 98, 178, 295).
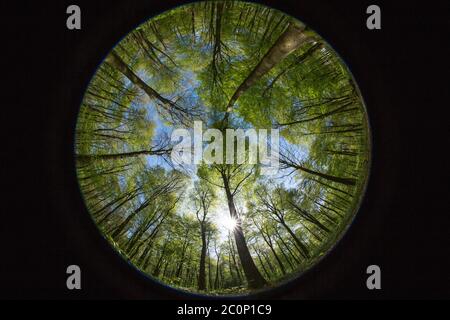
(75, 0, 370, 295)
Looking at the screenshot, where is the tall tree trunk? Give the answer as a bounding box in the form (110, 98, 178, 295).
(223, 21, 308, 125)
(228, 235, 243, 282)
(254, 247, 272, 280)
(198, 224, 207, 291)
(111, 199, 151, 240)
(76, 148, 170, 162)
(228, 252, 238, 285)
(214, 257, 220, 289)
(277, 240, 295, 270)
(207, 231, 213, 290)
(175, 231, 190, 278)
(94, 186, 141, 221)
(136, 229, 160, 268)
(280, 220, 310, 259)
(277, 101, 357, 127)
(104, 50, 194, 125)
(152, 240, 169, 277)
(280, 160, 357, 186)
(288, 200, 331, 233)
(261, 250, 276, 275)
(263, 235, 286, 275)
(254, 221, 287, 275)
(274, 228, 301, 264)
(280, 220, 309, 258)
(263, 42, 322, 97)
(222, 173, 267, 289)
(105, 51, 175, 107)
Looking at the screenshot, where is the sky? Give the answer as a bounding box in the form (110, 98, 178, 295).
(122, 56, 319, 245)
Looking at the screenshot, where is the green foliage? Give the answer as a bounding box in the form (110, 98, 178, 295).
(75, 0, 370, 295)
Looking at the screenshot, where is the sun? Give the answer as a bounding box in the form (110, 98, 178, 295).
(217, 214, 237, 231)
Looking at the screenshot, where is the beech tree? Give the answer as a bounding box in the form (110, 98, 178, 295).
(75, 1, 370, 295)
(192, 181, 215, 291)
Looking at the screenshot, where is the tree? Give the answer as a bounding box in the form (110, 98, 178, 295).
(75, 1, 370, 295)
(192, 181, 214, 291)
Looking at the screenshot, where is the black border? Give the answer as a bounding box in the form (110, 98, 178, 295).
(2, 0, 449, 299)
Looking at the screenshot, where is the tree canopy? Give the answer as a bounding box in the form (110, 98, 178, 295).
(75, 0, 370, 295)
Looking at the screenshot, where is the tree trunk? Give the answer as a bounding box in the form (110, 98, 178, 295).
(281, 160, 357, 186)
(198, 224, 207, 291)
(288, 200, 331, 233)
(223, 21, 308, 124)
(214, 257, 220, 289)
(254, 247, 271, 280)
(176, 231, 190, 278)
(261, 250, 276, 275)
(222, 173, 267, 289)
(76, 148, 170, 162)
(262, 233, 286, 275)
(105, 50, 195, 126)
(280, 220, 310, 259)
(228, 236, 243, 282)
(105, 51, 174, 107)
(152, 240, 169, 277)
(111, 199, 151, 240)
(277, 240, 294, 269)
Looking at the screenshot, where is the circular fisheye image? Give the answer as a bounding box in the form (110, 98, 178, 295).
(75, 1, 370, 295)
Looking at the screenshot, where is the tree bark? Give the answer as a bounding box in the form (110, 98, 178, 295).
(198, 225, 207, 291)
(254, 247, 271, 279)
(105, 51, 175, 107)
(105, 50, 194, 125)
(223, 21, 308, 125)
(222, 173, 267, 289)
(257, 224, 286, 275)
(280, 159, 357, 186)
(76, 148, 170, 162)
(280, 220, 310, 259)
